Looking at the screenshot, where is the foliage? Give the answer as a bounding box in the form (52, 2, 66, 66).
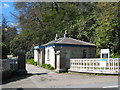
(40, 64, 54, 70)
(0, 42, 8, 59)
(111, 53, 120, 58)
(1, 17, 17, 58)
(94, 3, 120, 55)
(11, 2, 120, 57)
(1, 17, 18, 56)
(26, 59, 37, 66)
(26, 51, 34, 59)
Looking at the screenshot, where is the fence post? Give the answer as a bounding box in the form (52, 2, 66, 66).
(113, 59, 115, 71)
(93, 60, 94, 71)
(15, 50, 27, 75)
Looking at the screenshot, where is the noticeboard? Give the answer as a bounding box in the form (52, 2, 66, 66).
(101, 49, 109, 59)
(100, 49, 109, 67)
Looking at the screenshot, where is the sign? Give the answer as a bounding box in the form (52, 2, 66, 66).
(101, 49, 109, 59)
(100, 49, 110, 67)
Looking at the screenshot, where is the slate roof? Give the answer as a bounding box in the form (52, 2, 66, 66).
(41, 37, 96, 47)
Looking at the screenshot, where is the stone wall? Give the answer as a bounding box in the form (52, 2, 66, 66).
(56, 46, 96, 69)
(61, 46, 96, 59)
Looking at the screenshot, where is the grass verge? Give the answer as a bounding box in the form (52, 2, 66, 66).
(40, 64, 54, 70)
(26, 59, 37, 66)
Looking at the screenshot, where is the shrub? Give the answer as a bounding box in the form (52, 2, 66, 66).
(26, 59, 37, 66)
(111, 53, 120, 58)
(40, 64, 54, 70)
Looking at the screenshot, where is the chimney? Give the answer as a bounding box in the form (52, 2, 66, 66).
(55, 34, 58, 40)
(64, 30, 68, 37)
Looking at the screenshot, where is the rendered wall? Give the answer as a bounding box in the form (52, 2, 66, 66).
(59, 46, 96, 69)
(45, 46, 55, 68)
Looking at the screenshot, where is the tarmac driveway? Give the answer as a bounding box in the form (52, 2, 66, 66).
(2, 64, 119, 88)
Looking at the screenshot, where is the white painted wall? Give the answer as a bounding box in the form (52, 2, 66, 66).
(45, 46, 55, 68)
(34, 49, 39, 62)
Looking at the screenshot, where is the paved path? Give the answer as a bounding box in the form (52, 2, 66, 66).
(2, 64, 119, 88)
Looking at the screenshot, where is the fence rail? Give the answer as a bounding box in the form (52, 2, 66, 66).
(69, 58, 120, 74)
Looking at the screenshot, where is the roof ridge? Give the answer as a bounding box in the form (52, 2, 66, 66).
(41, 37, 96, 46)
(68, 37, 95, 45)
(54, 37, 63, 43)
(57, 37, 66, 43)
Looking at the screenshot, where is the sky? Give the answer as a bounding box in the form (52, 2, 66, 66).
(1, 2, 19, 27)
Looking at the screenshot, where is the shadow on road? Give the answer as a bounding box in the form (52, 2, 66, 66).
(2, 72, 47, 84)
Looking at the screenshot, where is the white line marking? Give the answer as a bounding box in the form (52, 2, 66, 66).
(103, 85, 120, 88)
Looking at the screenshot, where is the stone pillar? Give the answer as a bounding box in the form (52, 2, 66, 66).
(34, 49, 39, 62)
(16, 50, 27, 75)
(55, 50, 67, 72)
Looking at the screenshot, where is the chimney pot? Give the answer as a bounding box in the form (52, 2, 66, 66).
(64, 30, 68, 37)
(55, 34, 58, 40)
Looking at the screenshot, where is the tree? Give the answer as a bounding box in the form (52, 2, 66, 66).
(0, 17, 8, 58)
(13, 2, 119, 57)
(1, 17, 18, 57)
(94, 2, 120, 56)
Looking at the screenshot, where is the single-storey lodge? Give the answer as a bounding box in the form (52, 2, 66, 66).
(34, 32, 96, 72)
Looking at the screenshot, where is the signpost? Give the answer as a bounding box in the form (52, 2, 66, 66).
(100, 49, 110, 67)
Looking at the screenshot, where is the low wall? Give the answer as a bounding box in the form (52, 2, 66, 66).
(0, 59, 12, 81)
(2, 70, 12, 81)
(0, 59, 10, 72)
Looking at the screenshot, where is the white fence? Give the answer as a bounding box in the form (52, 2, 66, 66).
(69, 58, 120, 74)
(0, 59, 10, 72)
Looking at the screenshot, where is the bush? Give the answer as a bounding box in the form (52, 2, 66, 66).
(26, 59, 37, 66)
(111, 53, 120, 58)
(40, 64, 54, 70)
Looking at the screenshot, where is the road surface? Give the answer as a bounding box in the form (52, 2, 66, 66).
(2, 64, 119, 88)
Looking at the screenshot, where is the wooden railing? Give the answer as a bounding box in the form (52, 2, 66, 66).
(0, 59, 10, 72)
(69, 58, 120, 74)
